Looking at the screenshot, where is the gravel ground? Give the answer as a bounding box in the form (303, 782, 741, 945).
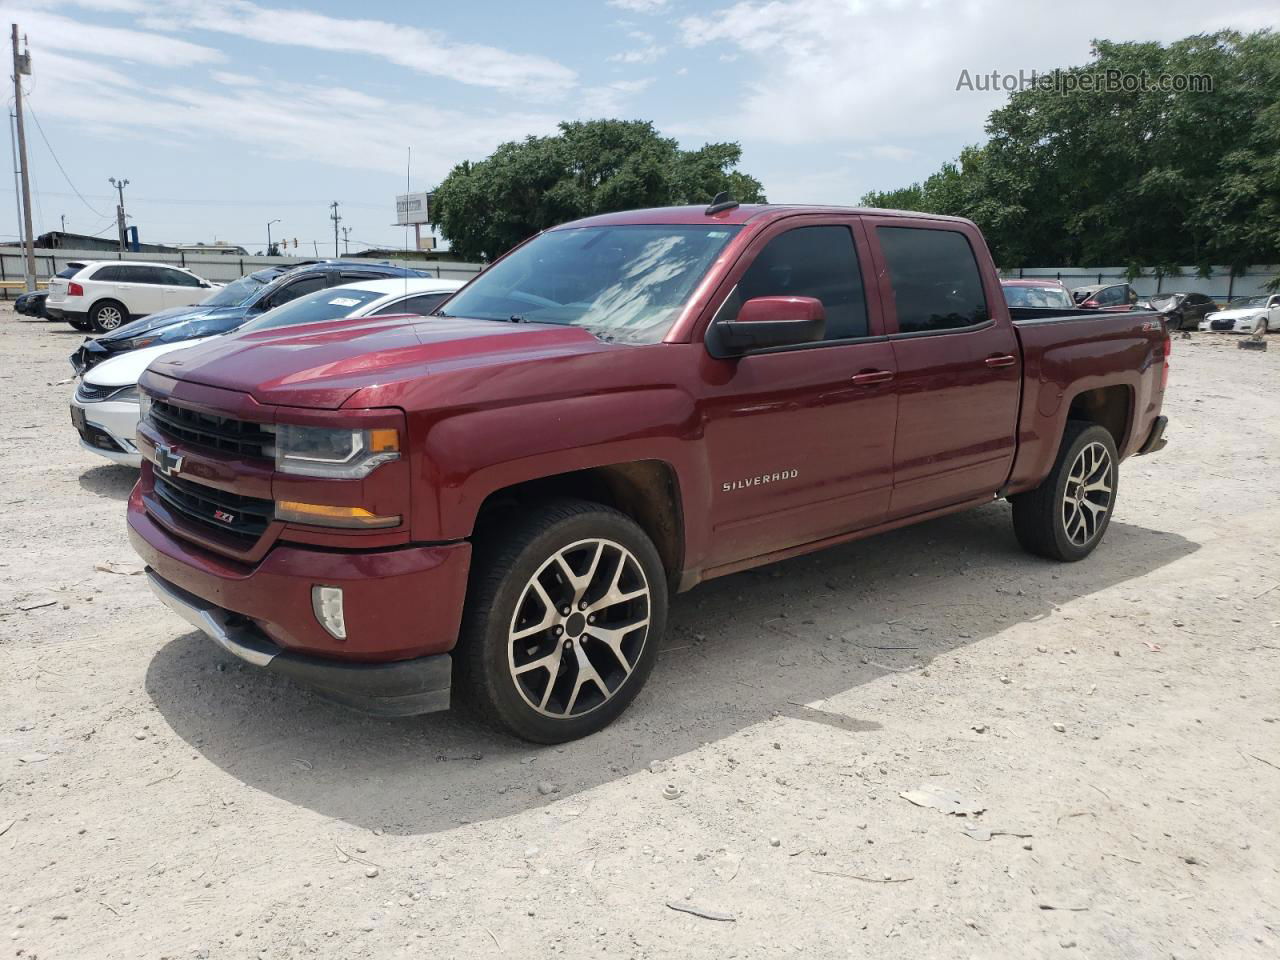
(1, 307, 1278, 960)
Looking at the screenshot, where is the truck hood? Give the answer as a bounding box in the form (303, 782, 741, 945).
(84, 336, 220, 388)
(145, 314, 608, 409)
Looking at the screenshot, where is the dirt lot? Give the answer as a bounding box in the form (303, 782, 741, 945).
(1, 306, 1278, 960)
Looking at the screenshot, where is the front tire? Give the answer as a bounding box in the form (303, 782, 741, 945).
(1011, 421, 1118, 562)
(89, 300, 128, 333)
(455, 499, 667, 743)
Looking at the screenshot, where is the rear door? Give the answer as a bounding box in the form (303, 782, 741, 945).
(865, 219, 1021, 518)
(105, 264, 162, 316)
(698, 217, 898, 566)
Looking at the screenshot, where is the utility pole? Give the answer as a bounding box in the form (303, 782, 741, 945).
(10, 24, 35, 290)
(108, 176, 129, 253)
(266, 218, 280, 256)
(341, 226, 351, 255)
(329, 201, 341, 258)
(60, 213, 65, 233)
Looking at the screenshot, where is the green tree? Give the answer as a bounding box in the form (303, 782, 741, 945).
(862, 30, 1280, 271)
(431, 120, 765, 261)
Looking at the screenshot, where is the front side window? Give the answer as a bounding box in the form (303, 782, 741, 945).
(722, 225, 869, 341)
(264, 275, 327, 309)
(440, 224, 741, 344)
(159, 268, 202, 287)
(1094, 285, 1127, 306)
(877, 227, 989, 333)
(238, 286, 386, 333)
(372, 292, 452, 317)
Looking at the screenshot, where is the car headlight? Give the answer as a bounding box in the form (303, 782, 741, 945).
(274, 425, 400, 478)
(138, 390, 153, 423)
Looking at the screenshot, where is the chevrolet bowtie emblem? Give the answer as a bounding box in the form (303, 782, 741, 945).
(154, 442, 184, 477)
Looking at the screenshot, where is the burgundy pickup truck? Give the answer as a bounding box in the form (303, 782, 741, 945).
(128, 202, 1170, 742)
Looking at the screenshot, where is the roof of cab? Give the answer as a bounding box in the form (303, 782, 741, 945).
(558, 204, 975, 229)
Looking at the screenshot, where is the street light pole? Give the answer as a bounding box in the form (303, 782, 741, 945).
(10, 24, 36, 290)
(267, 218, 280, 256)
(108, 176, 129, 253)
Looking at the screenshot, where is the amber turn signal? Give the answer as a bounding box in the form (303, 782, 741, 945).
(276, 500, 401, 529)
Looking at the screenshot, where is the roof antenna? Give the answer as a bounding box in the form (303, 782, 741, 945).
(705, 191, 739, 216)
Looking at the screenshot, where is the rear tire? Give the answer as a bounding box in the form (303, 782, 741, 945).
(455, 498, 667, 743)
(1011, 421, 1118, 562)
(89, 300, 128, 333)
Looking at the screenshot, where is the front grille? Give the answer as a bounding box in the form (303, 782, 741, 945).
(75, 381, 130, 403)
(1210, 318, 1235, 330)
(153, 472, 274, 542)
(151, 399, 275, 460)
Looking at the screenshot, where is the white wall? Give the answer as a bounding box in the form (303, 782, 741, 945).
(1, 246, 484, 296)
(1001, 265, 1279, 302)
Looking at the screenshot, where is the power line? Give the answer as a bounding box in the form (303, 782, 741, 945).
(24, 103, 108, 219)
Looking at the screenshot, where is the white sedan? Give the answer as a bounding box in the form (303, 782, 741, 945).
(69, 276, 464, 466)
(1199, 294, 1280, 334)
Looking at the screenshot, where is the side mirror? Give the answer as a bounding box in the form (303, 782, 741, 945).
(711, 296, 826, 356)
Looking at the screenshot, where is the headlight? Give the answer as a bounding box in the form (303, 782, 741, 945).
(121, 336, 158, 350)
(138, 390, 153, 423)
(274, 425, 400, 479)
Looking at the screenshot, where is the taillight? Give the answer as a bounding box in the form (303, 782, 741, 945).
(1161, 335, 1171, 390)
(67, 282, 84, 297)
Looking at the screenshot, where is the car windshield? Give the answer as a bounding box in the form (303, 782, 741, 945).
(1227, 296, 1267, 309)
(201, 273, 268, 307)
(237, 286, 386, 332)
(440, 224, 741, 343)
(1002, 284, 1073, 308)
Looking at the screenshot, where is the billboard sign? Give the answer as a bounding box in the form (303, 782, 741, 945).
(395, 192, 431, 226)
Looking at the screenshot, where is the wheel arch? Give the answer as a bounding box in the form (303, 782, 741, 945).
(472, 460, 685, 589)
(1064, 383, 1133, 451)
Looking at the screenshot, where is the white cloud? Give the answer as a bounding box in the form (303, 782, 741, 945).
(144, 0, 576, 98)
(608, 0, 670, 12)
(210, 70, 259, 87)
(579, 77, 656, 116)
(1, 6, 224, 67)
(609, 30, 666, 64)
(680, 0, 1280, 144)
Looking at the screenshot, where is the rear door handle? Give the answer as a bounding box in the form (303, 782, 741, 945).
(984, 354, 1017, 368)
(851, 370, 894, 385)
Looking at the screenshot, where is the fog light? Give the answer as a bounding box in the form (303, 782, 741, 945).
(311, 585, 347, 640)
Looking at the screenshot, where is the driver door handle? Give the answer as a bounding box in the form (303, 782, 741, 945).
(851, 370, 894, 385)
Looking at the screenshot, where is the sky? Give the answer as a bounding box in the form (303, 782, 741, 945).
(1, 0, 1274, 256)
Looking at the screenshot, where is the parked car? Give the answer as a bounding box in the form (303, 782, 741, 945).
(13, 262, 87, 319)
(70, 260, 428, 374)
(70, 277, 463, 467)
(1072, 282, 1138, 311)
(127, 202, 1169, 743)
(1149, 292, 1219, 331)
(45, 261, 218, 332)
(1000, 279, 1074, 308)
(1199, 294, 1280, 334)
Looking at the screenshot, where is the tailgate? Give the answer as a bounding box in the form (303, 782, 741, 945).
(47, 278, 68, 302)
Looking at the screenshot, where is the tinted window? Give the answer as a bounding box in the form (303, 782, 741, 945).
(877, 227, 989, 333)
(158, 267, 202, 287)
(372, 292, 452, 317)
(92, 264, 125, 282)
(56, 264, 85, 279)
(238, 286, 385, 333)
(1094, 285, 1127, 306)
(266, 275, 327, 308)
(119, 265, 164, 284)
(727, 225, 868, 340)
(1002, 284, 1073, 308)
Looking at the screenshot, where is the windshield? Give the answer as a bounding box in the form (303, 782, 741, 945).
(237, 286, 386, 333)
(1002, 284, 1073, 308)
(1148, 293, 1181, 305)
(440, 224, 741, 343)
(1227, 296, 1267, 309)
(201, 273, 269, 307)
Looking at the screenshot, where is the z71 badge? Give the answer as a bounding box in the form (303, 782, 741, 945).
(213, 509, 236, 524)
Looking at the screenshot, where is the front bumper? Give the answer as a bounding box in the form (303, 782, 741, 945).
(128, 485, 472, 712)
(147, 571, 453, 716)
(70, 395, 143, 467)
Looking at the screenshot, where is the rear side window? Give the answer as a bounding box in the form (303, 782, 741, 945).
(91, 264, 125, 282)
(120, 265, 161, 284)
(877, 227, 989, 333)
(727, 225, 869, 340)
(372, 292, 452, 316)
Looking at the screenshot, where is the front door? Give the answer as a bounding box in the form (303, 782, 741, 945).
(865, 220, 1022, 518)
(698, 219, 898, 567)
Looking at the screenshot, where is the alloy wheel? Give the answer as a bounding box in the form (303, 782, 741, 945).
(97, 306, 123, 330)
(507, 537, 651, 719)
(1061, 441, 1113, 546)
